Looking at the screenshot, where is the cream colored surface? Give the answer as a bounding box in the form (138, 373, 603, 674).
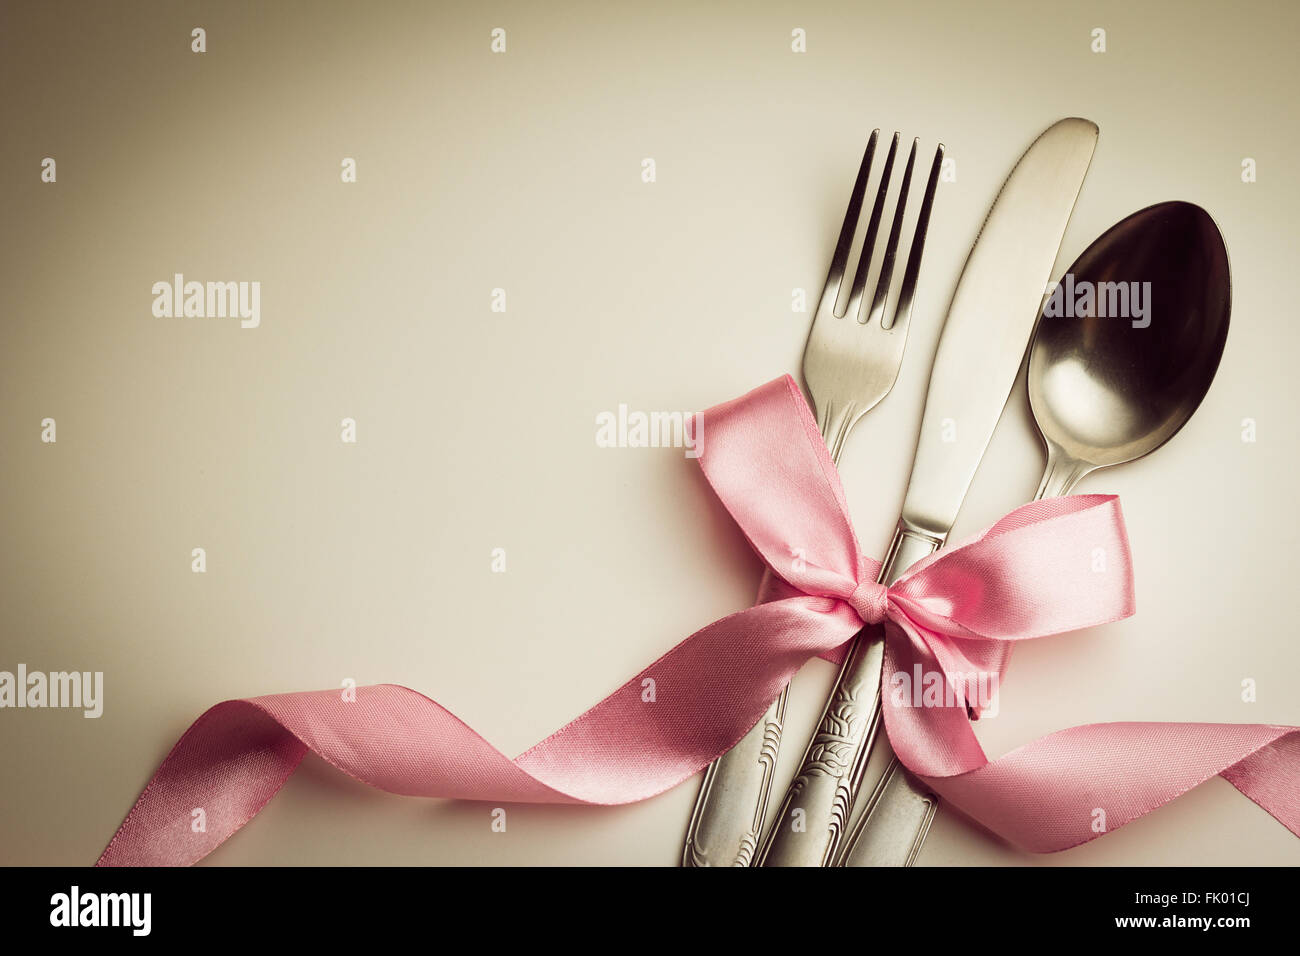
(1, 0, 1297, 865)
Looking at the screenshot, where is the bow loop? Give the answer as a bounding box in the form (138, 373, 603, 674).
(695, 376, 864, 599)
(887, 495, 1136, 643)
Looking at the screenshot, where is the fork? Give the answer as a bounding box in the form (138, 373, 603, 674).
(682, 131, 944, 866)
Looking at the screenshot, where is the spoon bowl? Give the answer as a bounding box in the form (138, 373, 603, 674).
(1028, 201, 1231, 495)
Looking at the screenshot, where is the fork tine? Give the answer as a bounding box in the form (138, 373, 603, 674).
(889, 142, 944, 334)
(846, 131, 900, 323)
(818, 129, 879, 318)
(865, 137, 919, 329)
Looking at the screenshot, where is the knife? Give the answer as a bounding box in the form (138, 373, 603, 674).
(757, 116, 1099, 866)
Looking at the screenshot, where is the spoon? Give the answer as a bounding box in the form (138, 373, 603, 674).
(1030, 200, 1232, 497)
(839, 199, 1232, 866)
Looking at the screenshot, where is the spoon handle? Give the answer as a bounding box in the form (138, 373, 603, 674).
(1036, 444, 1093, 499)
(838, 452, 1090, 866)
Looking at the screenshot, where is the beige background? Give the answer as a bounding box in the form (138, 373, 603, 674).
(2, 0, 1297, 865)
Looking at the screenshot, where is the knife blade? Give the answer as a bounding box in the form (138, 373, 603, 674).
(757, 116, 1099, 866)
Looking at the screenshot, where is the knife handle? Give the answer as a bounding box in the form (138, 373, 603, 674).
(837, 751, 937, 866)
(838, 462, 1086, 866)
(758, 523, 942, 866)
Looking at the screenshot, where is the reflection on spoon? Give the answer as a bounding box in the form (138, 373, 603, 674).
(1030, 200, 1231, 496)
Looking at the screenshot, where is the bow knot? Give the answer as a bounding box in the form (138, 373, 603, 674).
(848, 577, 890, 625)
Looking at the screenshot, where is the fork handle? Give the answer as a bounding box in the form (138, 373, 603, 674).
(682, 686, 785, 866)
(682, 566, 796, 866)
(682, 402, 861, 867)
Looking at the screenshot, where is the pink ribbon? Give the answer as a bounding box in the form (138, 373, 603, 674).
(97, 376, 1300, 865)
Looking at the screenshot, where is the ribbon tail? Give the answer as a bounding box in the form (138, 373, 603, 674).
(881, 560, 1300, 853)
(1221, 732, 1300, 834)
(912, 722, 1300, 853)
(97, 596, 862, 866)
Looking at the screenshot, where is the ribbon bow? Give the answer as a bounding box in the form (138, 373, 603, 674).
(98, 376, 1299, 865)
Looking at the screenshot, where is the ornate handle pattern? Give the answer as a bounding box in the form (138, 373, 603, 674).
(682, 687, 785, 867)
(758, 524, 941, 866)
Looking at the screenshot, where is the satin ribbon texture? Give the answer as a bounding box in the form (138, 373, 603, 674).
(97, 375, 1299, 865)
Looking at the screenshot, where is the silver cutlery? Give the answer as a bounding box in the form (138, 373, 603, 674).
(759, 117, 1100, 867)
(682, 130, 944, 866)
(840, 199, 1231, 866)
